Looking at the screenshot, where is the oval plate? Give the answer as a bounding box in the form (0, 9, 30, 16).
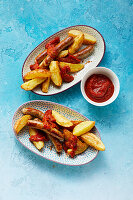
(22, 25, 105, 96)
(12, 100, 100, 166)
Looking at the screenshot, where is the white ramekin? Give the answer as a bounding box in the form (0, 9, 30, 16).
(81, 67, 120, 106)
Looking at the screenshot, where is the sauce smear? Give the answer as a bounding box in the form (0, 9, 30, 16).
(85, 74, 114, 103)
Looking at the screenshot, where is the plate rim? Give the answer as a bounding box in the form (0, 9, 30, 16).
(12, 100, 100, 166)
(22, 25, 106, 96)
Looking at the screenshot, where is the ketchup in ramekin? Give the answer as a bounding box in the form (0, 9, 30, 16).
(85, 74, 114, 103)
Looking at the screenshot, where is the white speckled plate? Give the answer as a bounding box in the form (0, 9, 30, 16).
(12, 100, 100, 166)
(22, 25, 105, 96)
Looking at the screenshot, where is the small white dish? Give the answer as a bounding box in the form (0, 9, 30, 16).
(81, 67, 120, 106)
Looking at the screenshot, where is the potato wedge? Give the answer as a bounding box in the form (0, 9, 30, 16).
(68, 29, 96, 44)
(41, 77, 50, 93)
(73, 121, 95, 136)
(59, 62, 84, 72)
(21, 78, 46, 91)
(58, 50, 68, 58)
(63, 129, 88, 155)
(49, 61, 62, 86)
(68, 34, 84, 54)
(67, 120, 83, 131)
(81, 132, 105, 151)
(29, 127, 44, 150)
(52, 110, 73, 127)
(23, 69, 51, 80)
(14, 115, 32, 134)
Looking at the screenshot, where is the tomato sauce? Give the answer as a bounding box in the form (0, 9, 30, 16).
(63, 135, 77, 158)
(60, 66, 74, 82)
(58, 54, 81, 64)
(45, 37, 60, 49)
(29, 130, 49, 142)
(85, 74, 114, 103)
(42, 110, 58, 130)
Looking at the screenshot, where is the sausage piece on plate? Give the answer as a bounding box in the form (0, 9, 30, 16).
(73, 45, 94, 60)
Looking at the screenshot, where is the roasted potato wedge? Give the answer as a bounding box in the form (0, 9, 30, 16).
(67, 120, 83, 131)
(58, 50, 68, 58)
(59, 62, 84, 72)
(49, 61, 62, 86)
(14, 115, 32, 134)
(29, 127, 44, 150)
(21, 78, 46, 91)
(52, 110, 73, 127)
(68, 34, 84, 54)
(63, 129, 88, 155)
(81, 132, 105, 151)
(41, 77, 50, 93)
(73, 121, 95, 136)
(68, 29, 96, 44)
(23, 69, 51, 80)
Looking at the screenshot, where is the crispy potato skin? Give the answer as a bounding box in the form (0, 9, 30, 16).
(59, 62, 84, 73)
(58, 50, 69, 58)
(63, 129, 88, 155)
(68, 34, 84, 54)
(52, 110, 73, 127)
(81, 132, 105, 151)
(24, 69, 51, 80)
(49, 61, 62, 86)
(73, 121, 95, 136)
(41, 77, 51, 93)
(68, 30, 96, 44)
(14, 115, 32, 134)
(21, 78, 46, 91)
(29, 127, 44, 150)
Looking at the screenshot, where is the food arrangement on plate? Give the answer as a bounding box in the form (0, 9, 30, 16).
(21, 29, 97, 93)
(14, 106, 105, 158)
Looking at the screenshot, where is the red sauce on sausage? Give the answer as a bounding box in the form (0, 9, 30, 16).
(45, 37, 60, 49)
(85, 74, 114, 103)
(42, 110, 58, 130)
(58, 54, 81, 64)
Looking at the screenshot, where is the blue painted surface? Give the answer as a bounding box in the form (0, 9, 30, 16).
(0, 0, 132, 200)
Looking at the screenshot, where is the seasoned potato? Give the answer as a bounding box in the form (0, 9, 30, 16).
(29, 127, 44, 150)
(24, 69, 51, 80)
(81, 132, 105, 151)
(52, 110, 73, 127)
(21, 78, 46, 91)
(67, 120, 83, 131)
(14, 115, 32, 134)
(41, 77, 50, 93)
(59, 62, 84, 72)
(58, 50, 68, 58)
(63, 129, 88, 155)
(49, 61, 62, 86)
(73, 121, 95, 136)
(68, 34, 84, 54)
(68, 29, 96, 44)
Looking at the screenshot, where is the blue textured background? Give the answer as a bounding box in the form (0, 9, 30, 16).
(0, 0, 132, 200)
